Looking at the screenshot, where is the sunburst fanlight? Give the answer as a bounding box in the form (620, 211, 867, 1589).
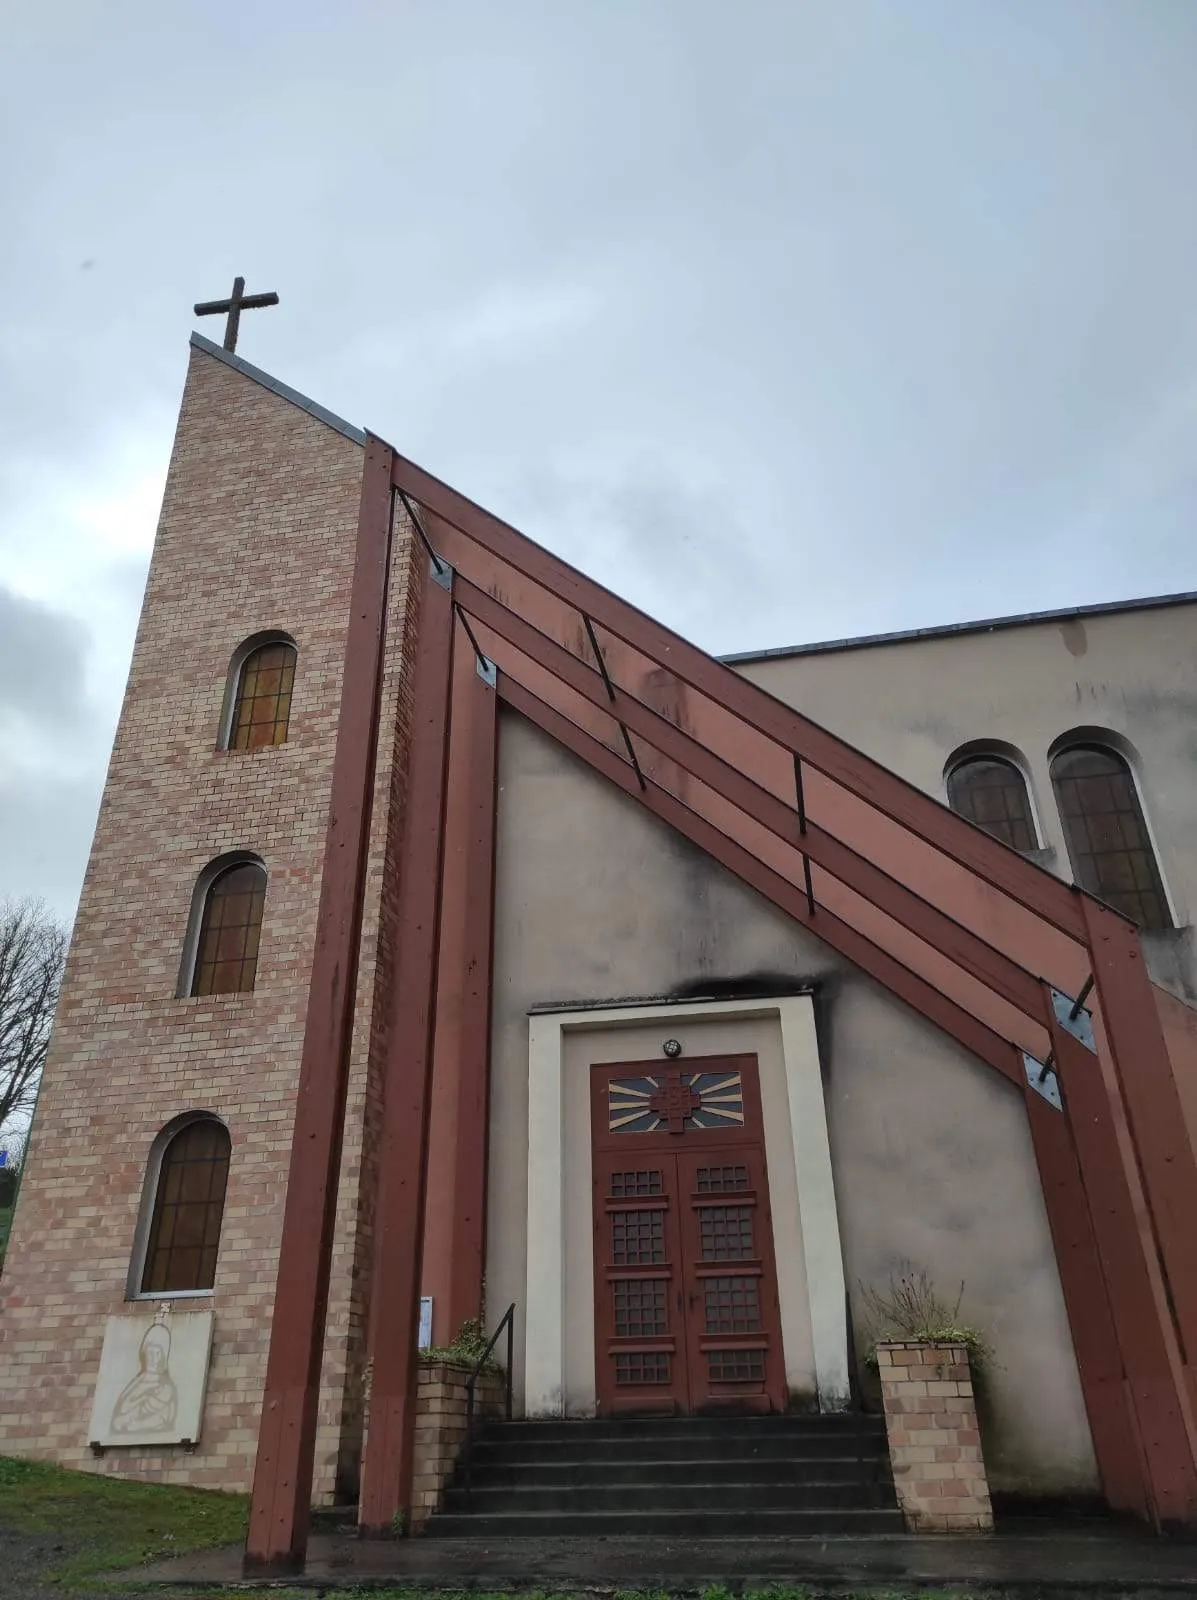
(607, 1070, 745, 1133)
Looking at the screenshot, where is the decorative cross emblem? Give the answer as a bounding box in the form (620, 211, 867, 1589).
(193, 276, 280, 353)
(648, 1071, 700, 1134)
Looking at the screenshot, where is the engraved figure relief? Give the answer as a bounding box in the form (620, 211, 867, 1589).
(110, 1304, 179, 1435)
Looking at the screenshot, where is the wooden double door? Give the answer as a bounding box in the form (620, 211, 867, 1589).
(591, 1054, 786, 1415)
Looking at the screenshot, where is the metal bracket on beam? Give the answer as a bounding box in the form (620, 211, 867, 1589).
(1051, 986, 1096, 1053)
(476, 657, 497, 689)
(1023, 1051, 1063, 1112)
(431, 559, 455, 592)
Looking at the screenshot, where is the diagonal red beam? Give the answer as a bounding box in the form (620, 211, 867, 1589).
(359, 562, 457, 1536)
(431, 509, 1090, 1000)
(1048, 1001, 1197, 1524)
(391, 454, 1085, 939)
(457, 575, 1049, 1028)
(246, 438, 397, 1575)
(449, 511, 1197, 1484)
(498, 669, 1158, 1521)
(1019, 1077, 1149, 1517)
(1081, 897, 1197, 1393)
(496, 672, 1020, 1085)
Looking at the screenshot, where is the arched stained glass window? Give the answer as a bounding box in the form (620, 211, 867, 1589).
(227, 641, 296, 750)
(946, 756, 1037, 852)
(190, 861, 266, 996)
(1050, 745, 1170, 930)
(140, 1119, 230, 1294)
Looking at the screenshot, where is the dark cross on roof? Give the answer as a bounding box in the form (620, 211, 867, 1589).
(193, 276, 279, 354)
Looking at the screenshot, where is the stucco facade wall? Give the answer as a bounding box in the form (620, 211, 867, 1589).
(0, 347, 417, 1500)
(486, 711, 1097, 1494)
(736, 604, 1197, 998)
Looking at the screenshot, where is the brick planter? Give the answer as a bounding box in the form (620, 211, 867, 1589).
(409, 1362, 504, 1530)
(876, 1340, 993, 1533)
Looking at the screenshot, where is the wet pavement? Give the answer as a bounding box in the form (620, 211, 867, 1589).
(129, 1521, 1197, 1593)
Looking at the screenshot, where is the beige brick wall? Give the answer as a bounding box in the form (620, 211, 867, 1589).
(0, 345, 419, 1499)
(877, 1340, 994, 1533)
(407, 1363, 504, 1530)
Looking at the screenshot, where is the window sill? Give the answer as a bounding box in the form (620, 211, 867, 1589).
(1025, 846, 1057, 869)
(214, 743, 292, 757)
(128, 1289, 215, 1303)
(1138, 926, 1194, 1005)
(171, 990, 259, 1004)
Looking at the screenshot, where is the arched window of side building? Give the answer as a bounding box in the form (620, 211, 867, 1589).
(1050, 743, 1171, 931)
(183, 858, 267, 997)
(946, 751, 1038, 852)
(222, 636, 296, 751)
(135, 1116, 231, 1296)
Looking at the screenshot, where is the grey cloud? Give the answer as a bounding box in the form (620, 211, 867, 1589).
(3, 0, 1197, 924)
(0, 765, 99, 925)
(0, 588, 88, 728)
(511, 465, 777, 653)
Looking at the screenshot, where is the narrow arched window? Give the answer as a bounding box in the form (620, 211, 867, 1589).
(1050, 745, 1170, 930)
(140, 1119, 230, 1294)
(227, 640, 296, 750)
(946, 755, 1037, 852)
(191, 861, 266, 995)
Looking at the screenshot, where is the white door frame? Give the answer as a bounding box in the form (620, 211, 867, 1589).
(523, 995, 849, 1415)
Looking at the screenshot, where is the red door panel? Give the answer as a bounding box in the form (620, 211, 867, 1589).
(592, 1153, 685, 1412)
(677, 1145, 786, 1413)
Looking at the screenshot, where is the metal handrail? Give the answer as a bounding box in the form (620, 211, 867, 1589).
(461, 1302, 515, 1507)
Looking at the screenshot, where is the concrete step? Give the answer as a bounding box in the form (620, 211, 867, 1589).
(458, 1454, 890, 1488)
(424, 1506, 906, 1538)
(467, 1431, 886, 1465)
(442, 1480, 896, 1513)
(481, 1415, 885, 1443)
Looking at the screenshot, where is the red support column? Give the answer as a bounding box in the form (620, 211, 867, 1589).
(422, 632, 498, 1343)
(1048, 999, 1197, 1524)
(496, 671, 1173, 1521)
(358, 560, 456, 1537)
(1081, 895, 1197, 1377)
(245, 438, 396, 1575)
(1021, 1083, 1150, 1516)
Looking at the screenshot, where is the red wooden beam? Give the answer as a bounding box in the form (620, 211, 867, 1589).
(496, 673, 1020, 1085)
(1048, 1000, 1197, 1524)
(423, 633, 499, 1341)
(359, 564, 457, 1537)
(457, 576, 1049, 1029)
(392, 457, 1085, 939)
(498, 670, 1167, 1522)
(1081, 897, 1197, 1385)
(1020, 1081, 1150, 1516)
(245, 439, 397, 1575)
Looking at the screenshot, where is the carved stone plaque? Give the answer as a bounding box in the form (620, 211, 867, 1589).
(87, 1303, 214, 1447)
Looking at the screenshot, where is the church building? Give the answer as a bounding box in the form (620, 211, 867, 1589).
(3, 327, 1197, 1567)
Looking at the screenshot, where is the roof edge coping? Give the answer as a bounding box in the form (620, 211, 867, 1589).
(188, 333, 366, 446)
(720, 589, 1197, 665)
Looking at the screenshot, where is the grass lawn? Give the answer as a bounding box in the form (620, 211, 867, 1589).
(0, 1453, 247, 1588)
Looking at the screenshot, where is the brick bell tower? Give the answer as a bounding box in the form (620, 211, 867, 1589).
(0, 334, 422, 1503)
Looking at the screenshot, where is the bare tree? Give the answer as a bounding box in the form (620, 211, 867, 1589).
(0, 900, 67, 1136)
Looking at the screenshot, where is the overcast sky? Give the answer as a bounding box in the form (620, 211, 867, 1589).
(3, 1, 1197, 923)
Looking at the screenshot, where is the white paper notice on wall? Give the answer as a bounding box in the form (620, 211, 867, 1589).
(87, 1303, 214, 1448)
(419, 1296, 433, 1350)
